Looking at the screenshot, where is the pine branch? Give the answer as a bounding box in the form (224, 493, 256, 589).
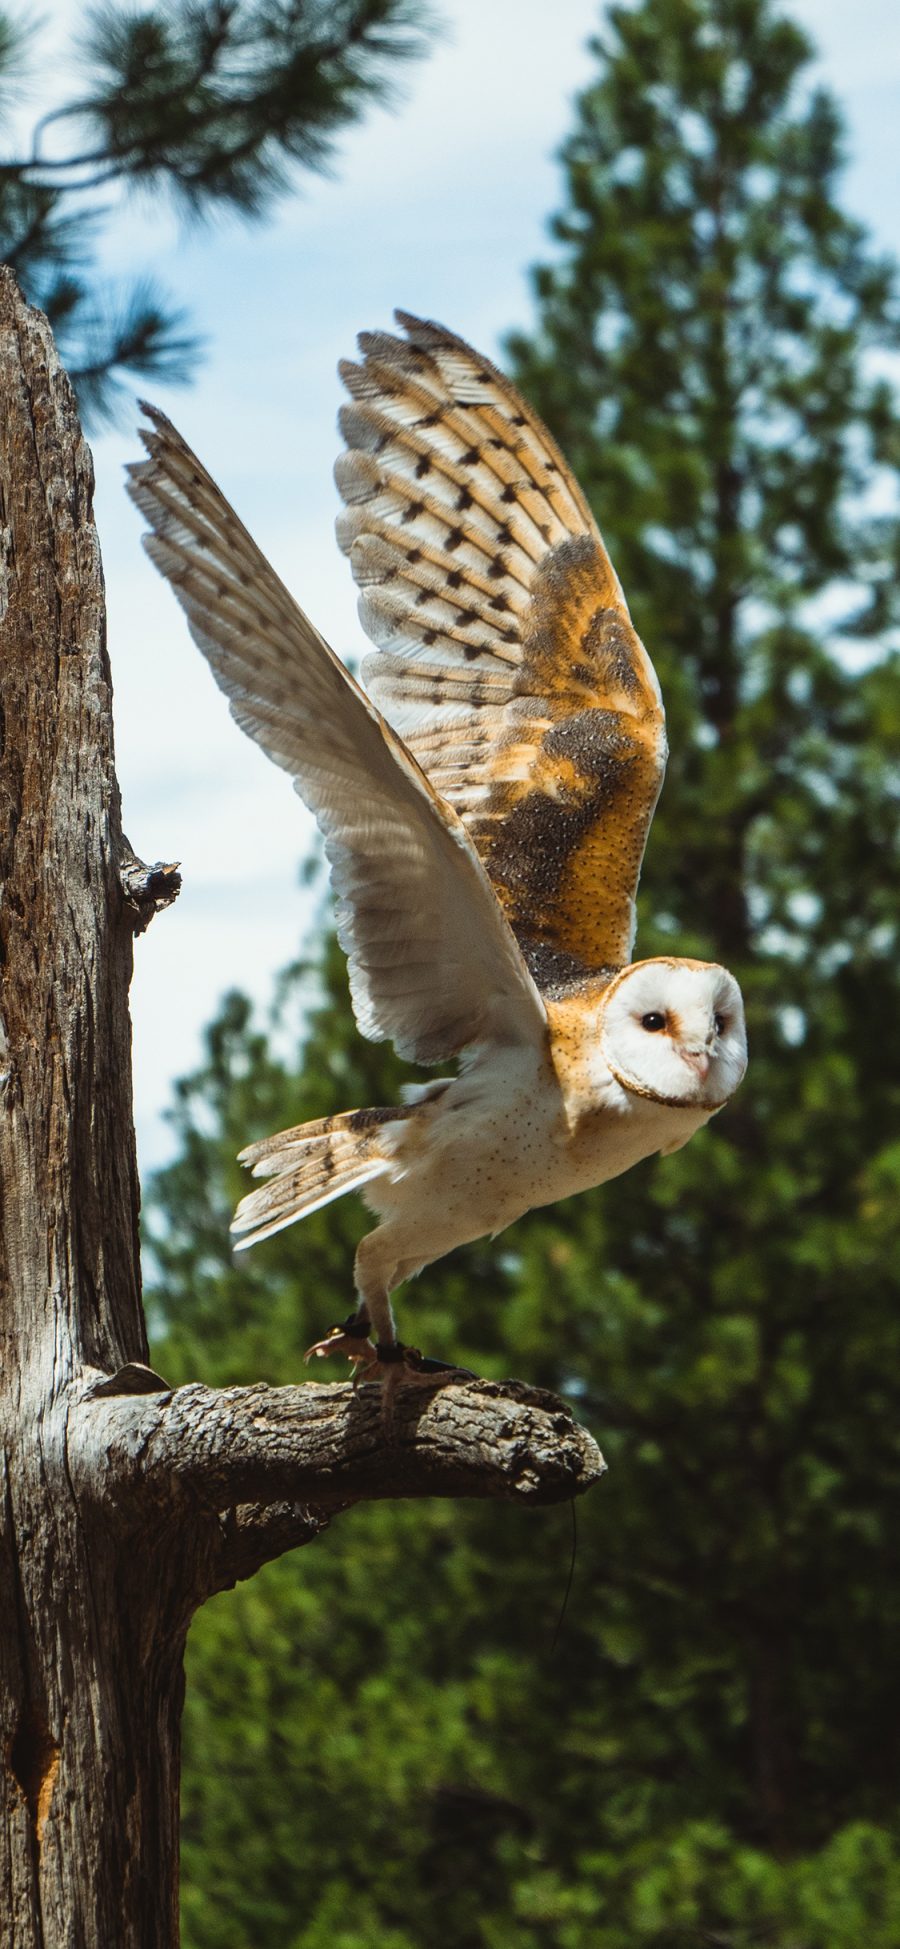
(7, 0, 439, 216)
(0, 0, 439, 425)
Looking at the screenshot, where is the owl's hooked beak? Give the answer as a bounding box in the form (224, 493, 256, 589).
(679, 1046, 712, 1081)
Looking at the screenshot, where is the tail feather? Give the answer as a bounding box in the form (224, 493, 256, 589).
(231, 1106, 407, 1251)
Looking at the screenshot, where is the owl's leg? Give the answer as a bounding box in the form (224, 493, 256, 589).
(356, 1243, 475, 1419)
(305, 1231, 470, 1396)
(304, 1229, 396, 1375)
(355, 1239, 448, 1375)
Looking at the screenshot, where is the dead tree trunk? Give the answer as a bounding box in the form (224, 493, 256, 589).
(0, 273, 603, 1947)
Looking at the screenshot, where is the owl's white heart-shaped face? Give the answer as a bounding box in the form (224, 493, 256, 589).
(599, 959, 748, 1110)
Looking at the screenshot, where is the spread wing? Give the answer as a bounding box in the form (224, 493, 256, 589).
(336, 312, 667, 983)
(128, 408, 547, 1066)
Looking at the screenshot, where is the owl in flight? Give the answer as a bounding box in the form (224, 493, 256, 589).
(130, 313, 747, 1378)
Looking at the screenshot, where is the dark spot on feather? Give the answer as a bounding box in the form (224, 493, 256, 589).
(446, 526, 464, 551)
(406, 547, 422, 563)
(500, 484, 517, 504)
(511, 414, 527, 428)
(457, 609, 477, 628)
(484, 710, 644, 933)
(322, 1150, 336, 1178)
(496, 522, 513, 545)
(581, 608, 644, 697)
(463, 642, 482, 661)
(456, 487, 474, 511)
(460, 447, 480, 466)
(500, 627, 518, 644)
(544, 709, 640, 782)
(423, 628, 438, 646)
(402, 499, 425, 524)
(477, 369, 492, 383)
(539, 522, 551, 541)
(489, 593, 511, 612)
(418, 409, 443, 428)
(347, 1106, 403, 1131)
(415, 589, 429, 605)
(415, 454, 432, 478)
(489, 789, 606, 910)
(520, 940, 617, 1000)
(488, 556, 508, 580)
(447, 569, 463, 589)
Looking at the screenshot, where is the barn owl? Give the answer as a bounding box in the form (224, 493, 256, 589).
(129, 313, 747, 1377)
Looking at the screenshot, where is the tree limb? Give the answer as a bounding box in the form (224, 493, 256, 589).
(69, 1374, 605, 1586)
(211, 1501, 335, 1594)
(119, 838, 182, 935)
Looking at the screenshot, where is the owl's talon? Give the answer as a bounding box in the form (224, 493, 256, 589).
(304, 1313, 376, 1372)
(371, 1341, 475, 1384)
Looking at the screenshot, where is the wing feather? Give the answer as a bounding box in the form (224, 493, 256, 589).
(128, 407, 547, 1066)
(336, 313, 667, 978)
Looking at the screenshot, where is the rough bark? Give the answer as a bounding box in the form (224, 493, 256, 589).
(0, 269, 604, 1948)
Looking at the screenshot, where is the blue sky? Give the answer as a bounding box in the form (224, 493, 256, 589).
(23, 0, 900, 1170)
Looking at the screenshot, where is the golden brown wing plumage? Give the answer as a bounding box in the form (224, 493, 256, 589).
(335, 312, 667, 980)
(128, 406, 547, 1068)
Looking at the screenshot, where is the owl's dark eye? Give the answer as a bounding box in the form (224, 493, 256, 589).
(714, 1013, 727, 1036)
(641, 1012, 667, 1032)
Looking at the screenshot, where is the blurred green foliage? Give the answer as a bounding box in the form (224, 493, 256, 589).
(0, 0, 435, 422)
(145, 0, 900, 1941)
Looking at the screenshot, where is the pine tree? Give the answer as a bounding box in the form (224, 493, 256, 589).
(505, 0, 900, 1862)
(0, 1, 434, 423)
(146, 2, 900, 1943)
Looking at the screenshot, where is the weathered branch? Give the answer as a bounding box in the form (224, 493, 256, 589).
(212, 1500, 333, 1593)
(63, 1366, 605, 1611)
(119, 836, 182, 934)
(68, 1375, 605, 1594)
